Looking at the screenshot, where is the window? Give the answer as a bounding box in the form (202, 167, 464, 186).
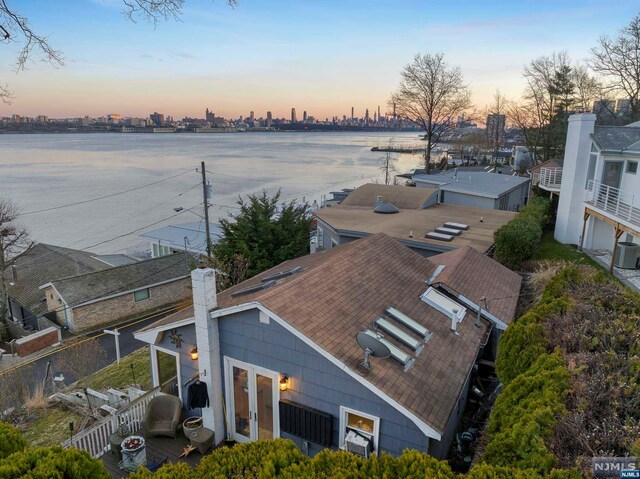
(627, 161, 638, 174)
(317, 226, 324, 249)
(339, 406, 380, 456)
(133, 288, 150, 302)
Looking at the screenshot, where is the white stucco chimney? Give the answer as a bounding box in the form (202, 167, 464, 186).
(191, 268, 225, 438)
(555, 113, 597, 245)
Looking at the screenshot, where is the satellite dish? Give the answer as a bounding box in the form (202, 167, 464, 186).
(356, 332, 391, 373)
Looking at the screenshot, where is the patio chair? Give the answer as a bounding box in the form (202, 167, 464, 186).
(144, 395, 182, 439)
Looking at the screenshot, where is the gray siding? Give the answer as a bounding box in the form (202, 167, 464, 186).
(442, 191, 495, 209)
(218, 309, 432, 457)
(154, 323, 202, 417)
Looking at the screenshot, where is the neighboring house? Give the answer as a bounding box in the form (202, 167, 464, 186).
(313, 184, 515, 256)
(141, 222, 223, 258)
(134, 234, 521, 460)
(555, 114, 640, 271)
(412, 170, 530, 211)
(40, 253, 192, 333)
(528, 158, 564, 196)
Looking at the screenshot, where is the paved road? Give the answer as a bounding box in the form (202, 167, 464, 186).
(0, 306, 183, 401)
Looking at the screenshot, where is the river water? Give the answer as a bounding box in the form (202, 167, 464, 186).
(0, 131, 424, 254)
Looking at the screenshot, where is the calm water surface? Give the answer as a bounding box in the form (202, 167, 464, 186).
(0, 132, 424, 254)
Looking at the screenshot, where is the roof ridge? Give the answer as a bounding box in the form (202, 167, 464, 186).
(50, 253, 188, 285)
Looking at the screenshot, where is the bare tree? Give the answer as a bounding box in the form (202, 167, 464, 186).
(0, 0, 237, 103)
(590, 13, 640, 122)
(0, 199, 32, 328)
(507, 99, 545, 164)
(390, 53, 472, 174)
(572, 64, 602, 113)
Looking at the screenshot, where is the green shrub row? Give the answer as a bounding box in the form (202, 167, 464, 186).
(493, 197, 551, 269)
(485, 268, 578, 474)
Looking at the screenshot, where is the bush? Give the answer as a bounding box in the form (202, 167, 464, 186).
(0, 422, 26, 460)
(494, 216, 543, 269)
(520, 197, 551, 228)
(0, 446, 109, 479)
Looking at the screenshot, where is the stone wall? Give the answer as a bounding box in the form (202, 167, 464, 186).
(68, 278, 191, 333)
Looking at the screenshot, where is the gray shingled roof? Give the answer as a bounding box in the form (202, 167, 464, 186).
(412, 171, 529, 198)
(49, 253, 191, 306)
(5, 244, 113, 314)
(593, 125, 640, 153)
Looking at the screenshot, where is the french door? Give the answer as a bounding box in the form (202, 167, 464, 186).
(224, 357, 279, 443)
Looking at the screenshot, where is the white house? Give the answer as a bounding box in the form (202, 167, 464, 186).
(555, 113, 640, 271)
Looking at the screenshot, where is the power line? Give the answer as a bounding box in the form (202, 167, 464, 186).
(19, 169, 195, 216)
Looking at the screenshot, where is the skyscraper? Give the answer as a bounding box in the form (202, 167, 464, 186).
(266, 111, 272, 128)
(250, 111, 255, 123)
(291, 108, 297, 123)
(377, 105, 381, 120)
(486, 113, 506, 144)
(303, 110, 308, 122)
(205, 108, 215, 122)
(365, 108, 369, 124)
(351, 107, 354, 120)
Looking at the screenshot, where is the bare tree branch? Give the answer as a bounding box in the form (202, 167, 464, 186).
(590, 13, 640, 122)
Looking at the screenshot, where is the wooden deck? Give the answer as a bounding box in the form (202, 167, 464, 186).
(101, 432, 205, 478)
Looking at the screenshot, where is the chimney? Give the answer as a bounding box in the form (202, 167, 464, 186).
(192, 268, 224, 435)
(555, 113, 597, 245)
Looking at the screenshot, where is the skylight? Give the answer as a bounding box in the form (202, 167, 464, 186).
(425, 231, 453, 242)
(420, 287, 466, 321)
(364, 329, 413, 368)
(374, 317, 422, 351)
(261, 266, 303, 282)
(385, 306, 430, 338)
(231, 280, 277, 297)
(444, 221, 469, 230)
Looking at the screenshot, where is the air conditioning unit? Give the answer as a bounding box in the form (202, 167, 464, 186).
(615, 242, 639, 269)
(344, 430, 371, 458)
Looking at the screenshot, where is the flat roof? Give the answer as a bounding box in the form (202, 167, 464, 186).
(340, 183, 437, 209)
(141, 221, 222, 254)
(413, 171, 530, 198)
(315, 203, 515, 252)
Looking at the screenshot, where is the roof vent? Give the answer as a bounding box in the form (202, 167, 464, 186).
(374, 202, 399, 214)
(231, 280, 277, 297)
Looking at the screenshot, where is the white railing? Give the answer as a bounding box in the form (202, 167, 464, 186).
(585, 180, 640, 227)
(539, 167, 563, 190)
(62, 387, 162, 458)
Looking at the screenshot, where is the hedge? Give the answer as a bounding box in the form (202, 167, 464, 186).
(493, 196, 550, 269)
(0, 445, 109, 479)
(0, 422, 26, 460)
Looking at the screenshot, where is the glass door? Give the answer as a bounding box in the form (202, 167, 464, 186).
(226, 358, 278, 443)
(232, 365, 251, 442)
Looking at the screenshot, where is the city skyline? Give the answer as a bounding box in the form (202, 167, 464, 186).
(0, 0, 639, 118)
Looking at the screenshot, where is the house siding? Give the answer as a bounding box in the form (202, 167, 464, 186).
(61, 278, 190, 333)
(153, 322, 202, 417)
(218, 309, 432, 458)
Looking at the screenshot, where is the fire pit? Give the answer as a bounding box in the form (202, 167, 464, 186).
(120, 435, 146, 472)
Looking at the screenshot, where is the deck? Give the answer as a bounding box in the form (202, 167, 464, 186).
(101, 432, 205, 478)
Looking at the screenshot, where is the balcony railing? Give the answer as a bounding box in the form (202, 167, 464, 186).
(62, 387, 162, 458)
(539, 167, 563, 191)
(585, 180, 640, 228)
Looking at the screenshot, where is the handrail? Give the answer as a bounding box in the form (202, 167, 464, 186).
(585, 179, 640, 227)
(62, 387, 162, 458)
(539, 167, 563, 189)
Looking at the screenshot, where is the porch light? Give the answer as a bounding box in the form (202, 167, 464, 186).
(190, 346, 198, 361)
(279, 374, 289, 391)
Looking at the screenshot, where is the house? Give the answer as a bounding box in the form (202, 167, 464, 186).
(411, 170, 530, 211)
(40, 253, 192, 333)
(555, 113, 640, 272)
(133, 234, 522, 460)
(528, 158, 564, 195)
(313, 184, 516, 256)
(140, 221, 223, 258)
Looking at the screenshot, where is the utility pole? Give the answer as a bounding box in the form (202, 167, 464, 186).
(201, 161, 212, 259)
(104, 328, 121, 364)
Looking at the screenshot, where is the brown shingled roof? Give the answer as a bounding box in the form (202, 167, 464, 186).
(429, 246, 522, 325)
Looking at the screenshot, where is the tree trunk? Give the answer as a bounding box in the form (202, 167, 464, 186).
(0, 240, 8, 327)
(425, 134, 432, 174)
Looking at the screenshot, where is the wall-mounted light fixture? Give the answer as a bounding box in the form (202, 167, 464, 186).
(190, 346, 198, 361)
(279, 373, 289, 391)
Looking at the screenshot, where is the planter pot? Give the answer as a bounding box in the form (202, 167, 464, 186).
(121, 435, 146, 472)
(183, 416, 203, 439)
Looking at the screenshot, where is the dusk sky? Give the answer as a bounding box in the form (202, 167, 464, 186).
(1, 0, 639, 119)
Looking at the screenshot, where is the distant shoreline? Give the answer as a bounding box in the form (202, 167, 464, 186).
(0, 127, 423, 135)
